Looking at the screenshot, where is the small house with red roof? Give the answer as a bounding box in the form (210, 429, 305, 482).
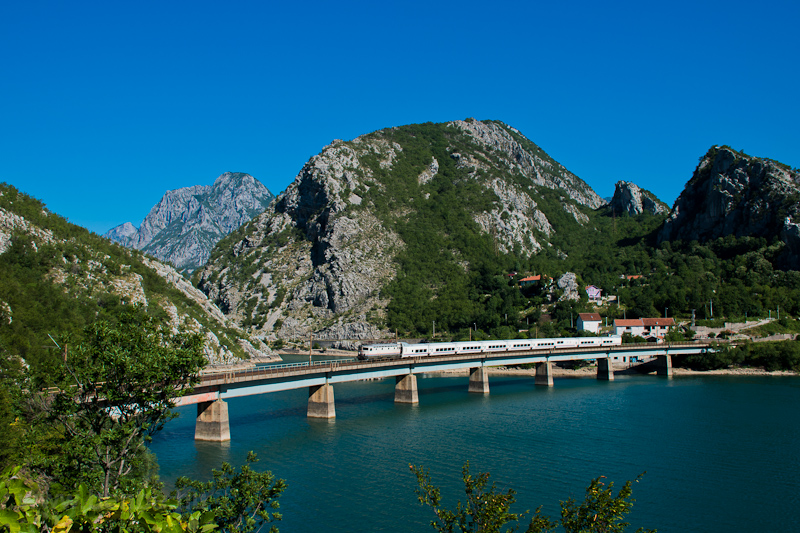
(613, 319, 646, 337)
(641, 318, 675, 338)
(519, 275, 541, 287)
(613, 318, 675, 339)
(577, 313, 602, 334)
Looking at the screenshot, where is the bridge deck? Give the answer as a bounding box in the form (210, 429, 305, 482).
(176, 342, 711, 406)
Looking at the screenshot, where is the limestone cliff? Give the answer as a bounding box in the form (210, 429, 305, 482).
(105, 172, 274, 273)
(658, 146, 800, 268)
(196, 119, 605, 339)
(609, 181, 668, 216)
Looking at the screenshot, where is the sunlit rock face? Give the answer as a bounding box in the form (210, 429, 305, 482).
(104, 172, 274, 273)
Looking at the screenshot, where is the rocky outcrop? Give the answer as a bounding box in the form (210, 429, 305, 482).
(196, 120, 606, 339)
(657, 146, 800, 268)
(556, 272, 580, 301)
(609, 181, 668, 216)
(105, 172, 274, 272)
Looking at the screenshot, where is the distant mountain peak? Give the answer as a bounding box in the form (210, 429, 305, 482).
(104, 172, 274, 272)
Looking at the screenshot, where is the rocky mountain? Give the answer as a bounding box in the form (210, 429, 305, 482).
(609, 181, 669, 216)
(195, 119, 607, 340)
(0, 183, 272, 369)
(657, 146, 800, 268)
(105, 172, 274, 273)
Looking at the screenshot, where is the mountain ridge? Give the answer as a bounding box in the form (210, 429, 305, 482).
(105, 172, 274, 273)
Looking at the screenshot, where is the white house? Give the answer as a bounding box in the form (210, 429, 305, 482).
(613, 319, 646, 337)
(642, 318, 674, 338)
(577, 313, 602, 334)
(613, 318, 674, 339)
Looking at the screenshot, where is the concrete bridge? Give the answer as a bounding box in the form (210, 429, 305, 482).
(179, 342, 712, 442)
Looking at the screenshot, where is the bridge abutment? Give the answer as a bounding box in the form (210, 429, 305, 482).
(535, 361, 554, 387)
(656, 354, 673, 377)
(597, 358, 615, 381)
(395, 374, 419, 404)
(195, 399, 230, 442)
(469, 367, 490, 394)
(308, 383, 336, 418)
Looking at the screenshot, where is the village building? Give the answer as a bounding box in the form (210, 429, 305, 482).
(577, 313, 602, 334)
(641, 318, 675, 338)
(613, 319, 645, 337)
(519, 275, 541, 287)
(613, 317, 675, 340)
(585, 285, 602, 303)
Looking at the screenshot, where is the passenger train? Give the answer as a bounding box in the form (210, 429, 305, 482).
(357, 335, 622, 360)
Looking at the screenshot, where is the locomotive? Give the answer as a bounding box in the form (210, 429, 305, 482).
(357, 335, 622, 360)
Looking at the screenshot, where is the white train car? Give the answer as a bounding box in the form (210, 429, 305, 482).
(357, 335, 621, 360)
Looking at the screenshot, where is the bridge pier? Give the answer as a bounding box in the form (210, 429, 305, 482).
(535, 361, 554, 387)
(195, 399, 231, 442)
(395, 374, 419, 404)
(468, 367, 490, 394)
(308, 383, 336, 418)
(597, 358, 615, 381)
(656, 354, 673, 377)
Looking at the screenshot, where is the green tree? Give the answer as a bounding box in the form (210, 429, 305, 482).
(37, 308, 206, 497)
(412, 464, 654, 533)
(527, 474, 655, 533)
(411, 462, 521, 533)
(175, 452, 287, 533)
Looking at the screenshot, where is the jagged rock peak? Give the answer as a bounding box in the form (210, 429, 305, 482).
(104, 172, 274, 273)
(609, 181, 668, 216)
(658, 146, 800, 267)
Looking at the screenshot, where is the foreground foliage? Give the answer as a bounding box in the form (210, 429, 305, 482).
(174, 452, 286, 533)
(33, 309, 206, 498)
(412, 464, 654, 533)
(0, 467, 216, 533)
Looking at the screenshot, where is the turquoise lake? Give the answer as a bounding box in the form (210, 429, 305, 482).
(149, 362, 800, 532)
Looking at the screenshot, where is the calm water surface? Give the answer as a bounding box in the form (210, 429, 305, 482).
(150, 362, 800, 532)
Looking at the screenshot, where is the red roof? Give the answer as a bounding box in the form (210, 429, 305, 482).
(626, 275, 642, 280)
(641, 318, 675, 326)
(520, 275, 541, 282)
(578, 313, 602, 322)
(614, 319, 643, 327)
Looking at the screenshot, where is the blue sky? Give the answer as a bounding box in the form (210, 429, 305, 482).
(2, 0, 798, 235)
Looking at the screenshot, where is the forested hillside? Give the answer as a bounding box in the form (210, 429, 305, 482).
(0, 183, 269, 378)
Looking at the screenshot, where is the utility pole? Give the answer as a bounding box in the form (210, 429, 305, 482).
(308, 333, 313, 365)
(432, 321, 435, 340)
